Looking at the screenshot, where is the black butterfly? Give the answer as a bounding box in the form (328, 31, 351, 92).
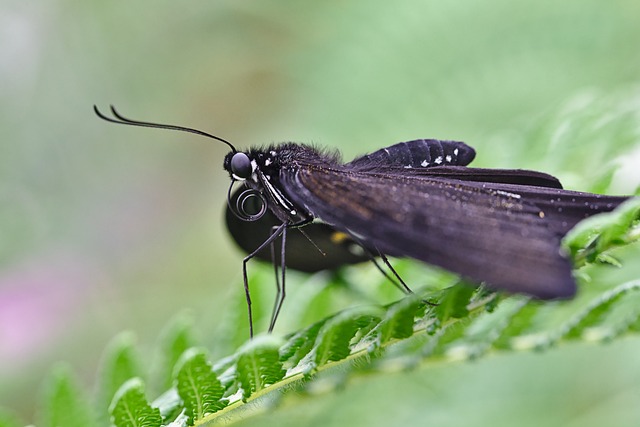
(94, 106, 630, 337)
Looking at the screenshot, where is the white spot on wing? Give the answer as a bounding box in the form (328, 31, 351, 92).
(445, 155, 452, 162)
(421, 160, 429, 167)
(496, 190, 521, 199)
(434, 156, 443, 164)
(453, 148, 459, 155)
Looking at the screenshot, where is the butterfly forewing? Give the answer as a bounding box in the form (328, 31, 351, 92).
(283, 165, 579, 299)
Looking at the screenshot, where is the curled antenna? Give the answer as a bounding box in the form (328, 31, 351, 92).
(93, 105, 237, 153)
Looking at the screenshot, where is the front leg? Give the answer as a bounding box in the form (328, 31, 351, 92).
(242, 222, 288, 338)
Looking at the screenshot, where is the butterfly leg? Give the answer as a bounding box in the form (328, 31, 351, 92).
(378, 252, 414, 295)
(268, 230, 280, 328)
(268, 225, 288, 333)
(371, 250, 437, 306)
(346, 237, 415, 295)
(242, 222, 288, 338)
(379, 253, 438, 306)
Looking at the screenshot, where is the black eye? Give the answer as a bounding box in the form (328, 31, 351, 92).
(230, 153, 253, 179)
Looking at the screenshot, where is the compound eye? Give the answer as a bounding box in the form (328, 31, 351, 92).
(230, 153, 253, 179)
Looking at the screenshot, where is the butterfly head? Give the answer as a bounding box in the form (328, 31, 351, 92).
(224, 151, 256, 181)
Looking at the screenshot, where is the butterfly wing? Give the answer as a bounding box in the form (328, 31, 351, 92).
(387, 166, 565, 188)
(346, 139, 562, 188)
(281, 165, 626, 299)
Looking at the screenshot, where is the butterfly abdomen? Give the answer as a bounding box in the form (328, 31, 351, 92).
(349, 139, 476, 170)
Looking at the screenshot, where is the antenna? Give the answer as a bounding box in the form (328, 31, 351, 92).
(93, 105, 237, 153)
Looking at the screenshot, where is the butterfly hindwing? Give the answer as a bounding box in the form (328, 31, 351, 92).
(225, 187, 370, 272)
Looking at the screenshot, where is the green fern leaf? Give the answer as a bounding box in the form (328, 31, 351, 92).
(109, 378, 162, 427)
(564, 198, 640, 266)
(97, 332, 143, 425)
(279, 321, 326, 369)
(236, 335, 286, 400)
(38, 363, 94, 427)
(580, 284, 640, 341)
(174, 348, 226, 423)
(155, 312, 198, 391)
(442, 297, 529, 360)
(373, 294, 424, 345)
(433, 283, 476, 322)
(312, 307, 382, 367)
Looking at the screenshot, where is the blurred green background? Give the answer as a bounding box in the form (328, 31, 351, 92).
(1, 0, 640, 424)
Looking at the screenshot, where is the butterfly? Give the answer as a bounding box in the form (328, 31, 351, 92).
(95, 105, 630, 337)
